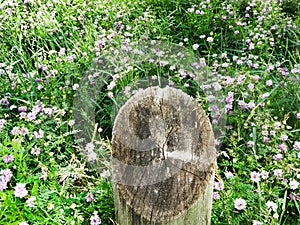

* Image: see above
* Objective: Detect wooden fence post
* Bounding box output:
[112,86,216,225]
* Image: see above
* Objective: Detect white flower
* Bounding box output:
[252,220,263,225]
[18,222,29,225]
[214,180,224,191]
[192,44,199,50]
[289,180,299,190]
[250,171,260,183]
[90,211,101,225]
[26,196,36,207]
[273,122,281,129]
[47,203,54,210]
[273,169,283,177]
[87,151,97,162]
[207,37,214,42]
[266,200,278,212]
[234,198,246,210]
[293,141,300,150]
[261,170,269,179]
[68,120,75,126]
[85,143,95,152]
[14,183,28,198]
[225,171,234,179]
[70,203,77,209]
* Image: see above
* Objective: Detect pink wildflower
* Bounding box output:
[250,171,260,183]
[234,198,246,210]
[14,183,28,198]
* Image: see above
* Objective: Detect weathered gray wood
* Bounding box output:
[112,86,216,225]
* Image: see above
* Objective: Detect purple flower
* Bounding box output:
[280,68,289,76]
[288,193,300,201]
[247,101,255,109]
[66,54,76,61]
[238,100,247,109]
[273,153,283,160]
[34,129,44,139]
[19,127,29,136]
[226,92,234,104]
[90,211,101,225]
[107,92,113,98]
[20,112,27,119]
[213,192,220,200]
[14,183,28,198]
[248,83,254,90]
[263,137,269,143]
[0,98,9,106]
[261,170,269,179]
[247,141,254,148]
[0,181,8,191]
[27,112,36,121]
[178,69,186,76]
[214,180,224,191]
[0,169,12,183]
[281,134,288,141]
[225,171,234,179]
[85,192,94,203]
[222,62,229,68]
[191,62,200,68]
[11,126,20,135]
[293,141,300,150]
[279,143,287,152]
[192,44,199,50]
[159,60,169,67]
[234,198,246,210]
[274,169,283,177]
[237,59,243,65]
[266,80,272,86]
[3,154,14,163]
[249,42,255,50]
[250,171,260,183]
[43,108,53,116]
[0,119,6,127]
[18,106,27,112]
[170,64,176,70]
[268,64,275,72]
[273,122,281,129]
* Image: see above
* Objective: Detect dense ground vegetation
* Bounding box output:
[0,0,299,224]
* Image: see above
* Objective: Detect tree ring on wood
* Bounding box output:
[112,86,215,222]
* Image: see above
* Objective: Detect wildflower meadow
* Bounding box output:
[0,0,299,224]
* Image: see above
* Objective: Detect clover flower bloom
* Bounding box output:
[234,198,246,210]
[14,183,28,198]
[90,211,101,225]
[85,192,94,203]
[250,171,260,183]
[289,180,299,190]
